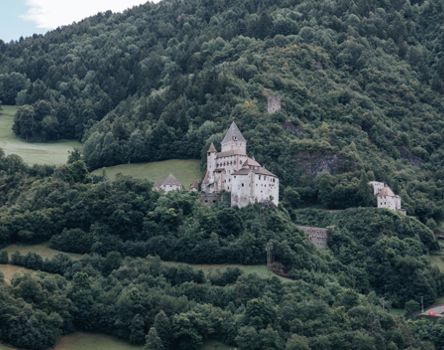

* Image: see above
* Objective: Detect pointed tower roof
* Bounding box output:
[221,122,246,144]
[161,174,182,187]
[208,143,217,153]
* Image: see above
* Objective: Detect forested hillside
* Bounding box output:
[1,150,444,349]
[0,0,443,224]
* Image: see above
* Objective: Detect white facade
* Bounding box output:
[155,174,183,193]
[160,184,182,193]
[369,181,402,212]
[231,170,279,208]
[202,122,279,208]
[369,181,385,196]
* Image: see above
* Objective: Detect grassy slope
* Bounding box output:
[0,105,81,165]
[0,336,231,350]
[0,264,36,283]
[2,243,290,282]
[53,333,143,350]
[92,159,202,187]
[164,261,291,283]
[2,243,83,260]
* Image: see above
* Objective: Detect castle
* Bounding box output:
[201,122,279,208]
[369,181,405,214]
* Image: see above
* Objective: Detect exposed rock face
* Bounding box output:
[267,94,282,114]
[296,152,356,176]
[297,226,329,249]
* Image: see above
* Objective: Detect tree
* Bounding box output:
[153,310,171,348]
[404,299,420,318]
[285,334,310,350]
[145,327,164,350]
[357,171,373,207]
[129,314,146,344]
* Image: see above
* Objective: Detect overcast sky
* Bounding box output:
[0,0,158,42]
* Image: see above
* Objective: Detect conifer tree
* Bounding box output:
[145,327,164,350]
[153,310,171,348]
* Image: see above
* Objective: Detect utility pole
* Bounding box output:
[421,296,424,313]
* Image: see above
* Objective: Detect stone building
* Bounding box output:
[267,94,282,114]
[201,122,279,208]
[369,181,403,213]
[155,174,183,193]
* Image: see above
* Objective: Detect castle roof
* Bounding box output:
[377,186,395,197]
[159,174,182,187]
[233,166,277,177]
[208,143,217,153]
[243,157,261,168]
[221,122,246,144]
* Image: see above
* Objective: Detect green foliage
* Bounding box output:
[0,0,443,224]
[145,327,164,350]
[1,1,444,349]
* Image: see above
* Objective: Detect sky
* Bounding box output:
[0,0,157,42]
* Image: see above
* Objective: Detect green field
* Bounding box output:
[0,335,232,350]
[0,264,36,283]
[53,333,143,350]
[430,255,444,272]
[2,243,290,283]
[165,261,292,283]
[2,243,83,260]
[0,105,81,165]
[92,159,202,187]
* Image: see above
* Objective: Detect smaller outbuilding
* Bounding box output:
[369,181,405,214]
[155,174,183,193]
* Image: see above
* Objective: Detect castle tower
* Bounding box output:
[207,143,217,183]
[221,122,247,155]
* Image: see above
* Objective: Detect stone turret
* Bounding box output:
[207,143,217,184]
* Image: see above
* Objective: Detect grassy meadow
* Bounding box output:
[0,335,232,350]
[2,243,83,260]
[92,159,202,187]
[53,333,143,350]
[0,264,37,283]
[0,105,81,165]
[164,261,292,283]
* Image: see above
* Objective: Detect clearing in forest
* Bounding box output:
[92,159,202,188]
[2,243,83,260]
[0,264,36,283]
[0,105,81,165]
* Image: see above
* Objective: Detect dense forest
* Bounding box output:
[1,0,444,348]
[0,0,443,224]
[1,150,444,349]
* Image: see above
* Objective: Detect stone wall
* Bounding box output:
[297,226,329,249]
[200,192,221,205]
